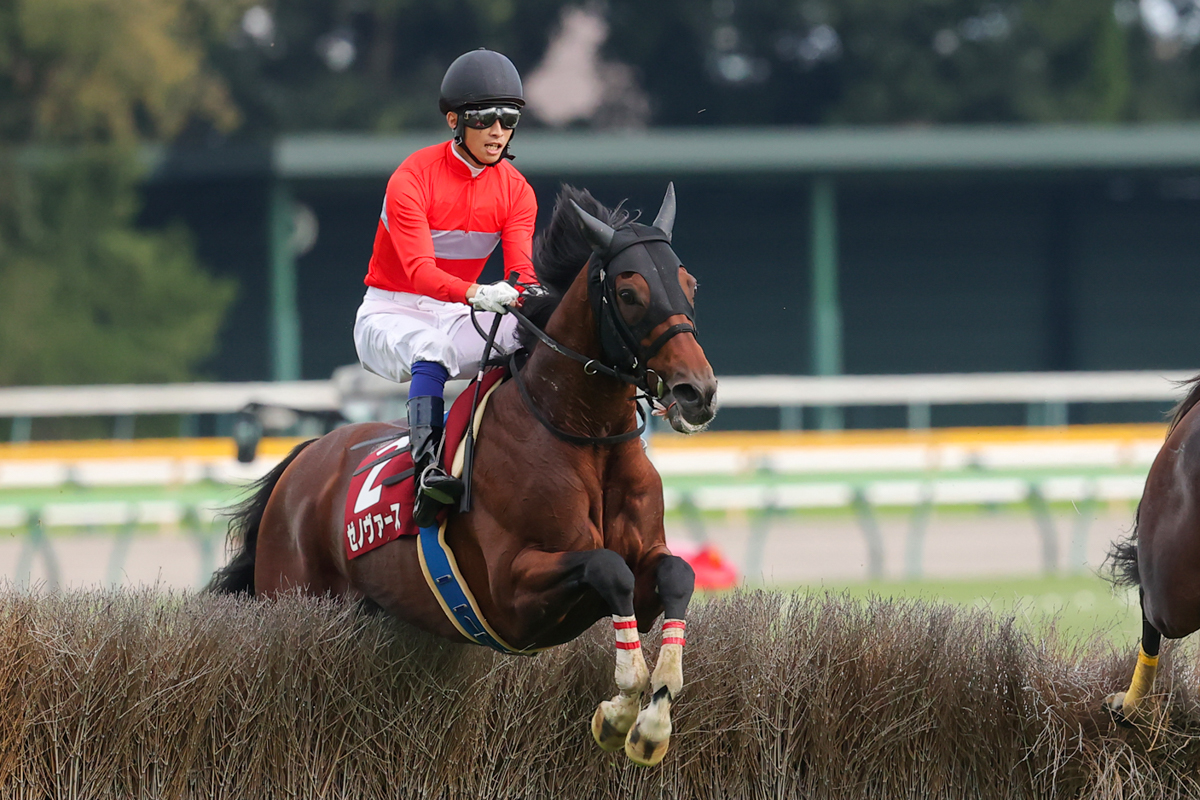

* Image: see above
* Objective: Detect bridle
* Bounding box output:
[472,185,698,447]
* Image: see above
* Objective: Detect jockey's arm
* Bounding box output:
[386,170,475,305]
[500,179,539,288]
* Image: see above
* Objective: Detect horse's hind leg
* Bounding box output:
[1105,599,1163,727]
[625,554,694,768]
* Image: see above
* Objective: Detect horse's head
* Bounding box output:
[571,185,717,433]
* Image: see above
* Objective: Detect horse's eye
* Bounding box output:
[619,289,638,304]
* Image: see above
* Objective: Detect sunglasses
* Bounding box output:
[460,106,521,130]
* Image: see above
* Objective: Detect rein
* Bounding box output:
[508,351,647,447]
[466,201,697,449]
[508,306,640,385]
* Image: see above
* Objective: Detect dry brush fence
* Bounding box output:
[2,588,1200,799]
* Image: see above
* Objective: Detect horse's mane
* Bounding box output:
[513,185,631,353]
[1167,373,1200,435]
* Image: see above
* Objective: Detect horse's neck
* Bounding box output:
[522,269,635,438]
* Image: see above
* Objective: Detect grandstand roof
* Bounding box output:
[146,124,1200,182]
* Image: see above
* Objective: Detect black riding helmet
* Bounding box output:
[440,48,524,166]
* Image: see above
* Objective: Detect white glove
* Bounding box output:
[470,280,521,314]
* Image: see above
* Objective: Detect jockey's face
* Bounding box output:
[447,112,513,165]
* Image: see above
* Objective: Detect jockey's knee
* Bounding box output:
[355,317,458,383]
[406,334,457,375]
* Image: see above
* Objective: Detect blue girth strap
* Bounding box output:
[415,372,542,656]
[417,523,536,655]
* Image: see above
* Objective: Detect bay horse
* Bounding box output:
[1105,375,1200,724]
[210,184,718,766]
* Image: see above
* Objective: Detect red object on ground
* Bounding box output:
[666,538,740,591]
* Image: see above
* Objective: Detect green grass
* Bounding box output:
[0,484,1146,652]
[798,572,1142,645]
[663,465,1150,490]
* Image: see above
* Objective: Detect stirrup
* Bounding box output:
[418,464,463,505]
[413,465,463,527]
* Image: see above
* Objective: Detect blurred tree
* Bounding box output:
[208,0,571,135]
[599,0,1200,126]
[0,0,242,385]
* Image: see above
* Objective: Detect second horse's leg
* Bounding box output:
[1104,600,1162,727]
[625,554,694,767]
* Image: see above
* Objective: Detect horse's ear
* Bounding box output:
[570,200,615,253]
[652,182,676,241]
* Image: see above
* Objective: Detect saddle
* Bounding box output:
[343,367,507,559]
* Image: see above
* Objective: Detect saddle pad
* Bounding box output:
[344,368,507,559]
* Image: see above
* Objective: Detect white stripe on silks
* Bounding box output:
[430,230,502,260]
[379,200,389,231]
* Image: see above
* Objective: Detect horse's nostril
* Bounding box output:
[673,384,701,408]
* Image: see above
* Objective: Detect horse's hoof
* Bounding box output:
[624,719,669,767]
[1103,692,1135,729]
[591,700,636,752]
[624,689,672,767]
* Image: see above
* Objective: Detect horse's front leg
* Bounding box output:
[576,550,652,752]
[625,553,694,767]
[510,548,649,751]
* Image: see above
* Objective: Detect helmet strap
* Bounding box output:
[454,114,515,168]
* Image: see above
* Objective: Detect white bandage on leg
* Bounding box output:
[651,619,686,698]
[612,615,647,692]
[661,619,686,648]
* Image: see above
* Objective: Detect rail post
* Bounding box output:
[1026,484,1060,574]
[851,488,886,580]
[903,490,934,579]
[743,490,778,584]
[105,505,137,587]
[16,508,60,589]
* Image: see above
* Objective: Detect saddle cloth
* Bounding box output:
[343,368,507,560]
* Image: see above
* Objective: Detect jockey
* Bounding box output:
[353,48,538,527]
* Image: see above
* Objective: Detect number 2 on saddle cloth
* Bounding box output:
[343,367,508,557]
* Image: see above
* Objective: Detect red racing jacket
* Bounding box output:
[364,141,538,305]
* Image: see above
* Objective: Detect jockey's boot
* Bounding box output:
[408,395,463,528]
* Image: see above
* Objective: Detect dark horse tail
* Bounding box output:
[1105,502,1141,589]
[207,439,317,594]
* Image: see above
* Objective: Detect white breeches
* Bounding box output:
[353,287,520,383]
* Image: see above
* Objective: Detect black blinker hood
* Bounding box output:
[587,222,696,381]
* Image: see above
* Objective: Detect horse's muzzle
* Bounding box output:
[665,378,717,433]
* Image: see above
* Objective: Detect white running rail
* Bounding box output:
[0,369,1194,418]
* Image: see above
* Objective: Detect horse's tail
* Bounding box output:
[207,439,317,594]
[1105,500,1142,589]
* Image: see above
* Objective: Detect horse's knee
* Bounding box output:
[656,555,695,620]
[582,549,636,616]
